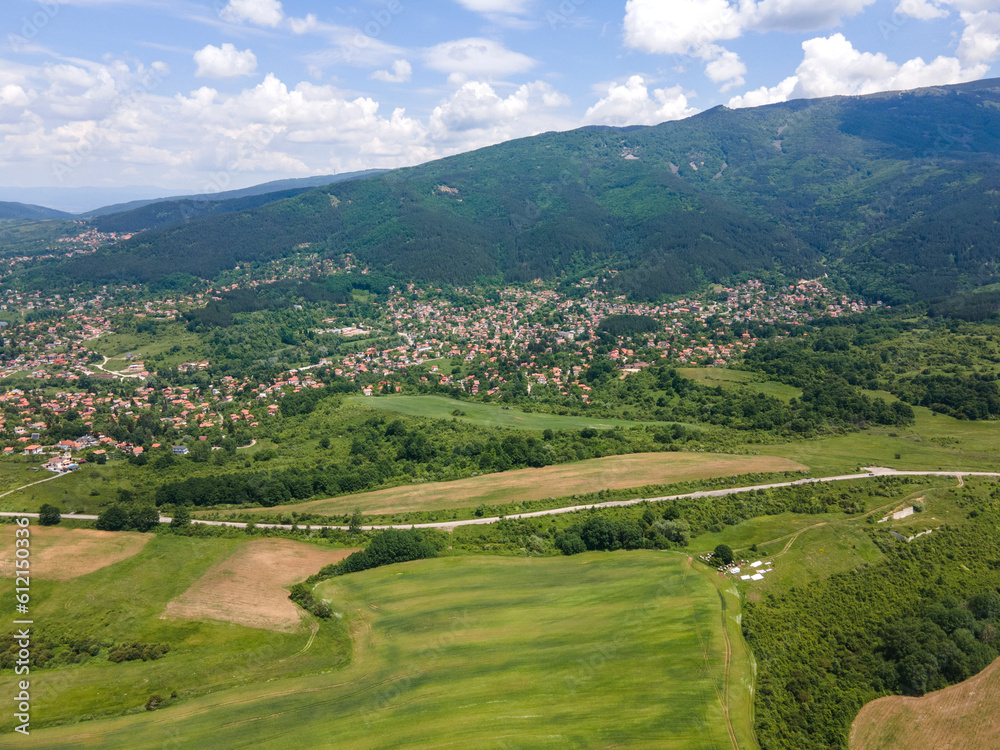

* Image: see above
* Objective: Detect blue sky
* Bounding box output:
[1,0,998,193]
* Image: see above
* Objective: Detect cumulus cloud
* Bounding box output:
[430,79,569,135]
[372,59,412,83]
[584,75,697,126]
[728,33,988,107]
[895,0,949,20]
[425,38,536,78]
[194,44,258,79]
[220,0,284,27]
[703,47,747,90]
[0,51,578,189]
[623,0,879,88]
[958,10,1000,63]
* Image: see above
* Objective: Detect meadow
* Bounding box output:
[11,552,751,749]
[346,393,694,431]
[0,529,352,733]
[677,367,801,402]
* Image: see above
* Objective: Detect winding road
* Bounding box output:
[2,467,997,531]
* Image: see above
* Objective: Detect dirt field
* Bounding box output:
[850,657,1000,750]
[162,539,357,632]
[233,452,807,517]
[0,525,151,581]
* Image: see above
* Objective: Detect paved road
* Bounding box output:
[2,467,996,532]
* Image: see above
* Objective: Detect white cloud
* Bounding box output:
[430,80,568,133]
[895,0,949,20]
[220,0,284,28]
[958,10,1000,63]
[728,34,988,107]
[584,75,697,126]
[703,47,747,90]
[194,44,258,79]
[289,13,318,34]
[424,38,536,78]
[623,0,744,56]
[623,0,878,54]
[623,0,880,88]
[372,60,412,83]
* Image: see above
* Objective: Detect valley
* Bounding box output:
[2,77,1000,749]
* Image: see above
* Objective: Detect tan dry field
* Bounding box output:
[0,525,150,581]
[162,539,357,632]
[231,451,807,517]
[850,657,1000,750]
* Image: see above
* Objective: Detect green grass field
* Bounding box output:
[765,405,1000,475]
[678,367,801,402]
[90,323,207,367]
[0,533,351,734]
[0,460,123,515]
[13,552,752,749]
[346,394,694,431]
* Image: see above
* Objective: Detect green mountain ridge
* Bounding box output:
[43,78,1000,303]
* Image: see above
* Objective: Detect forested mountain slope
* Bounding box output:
[49,78,1000,302]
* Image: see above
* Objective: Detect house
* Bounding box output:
[172,445,189,455]
[24,445,43,455]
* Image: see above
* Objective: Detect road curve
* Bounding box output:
[1,467,996,532]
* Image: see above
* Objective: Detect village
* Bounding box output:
[0,238,876,463]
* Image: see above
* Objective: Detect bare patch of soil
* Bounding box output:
[850,657,1000,750]
[0,525,150,581]
[162,539,357,632]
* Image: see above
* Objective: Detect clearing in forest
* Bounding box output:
[162,539,356,632]
[850,656,1000,750]
[236,451,807,517]
[0,525,150,580]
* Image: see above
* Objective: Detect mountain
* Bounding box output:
[49,78,1000,303]
[0,186,170,215]
[0,201,74,221]
[81,170,386,220]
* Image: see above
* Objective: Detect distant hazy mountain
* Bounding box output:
[0,201,74,221]
[0,186,171,215]
[81,170,386,219]
[44,78,1000,304]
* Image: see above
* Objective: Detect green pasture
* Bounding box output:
[346,394,693,431]
[0,534,350,734]
[90,323,206,366]
[16,552,752,750]
[763,405,1000,476]
[0,536,350,736]
[678,367,801,402]
[0,461,121,515]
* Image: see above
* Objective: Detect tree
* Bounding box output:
[38,504,61,526]
[96,505,129,531]
[349,508,364,534]
[129,505,161,532]
[712,544,735,566]
[169,505,191,528]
